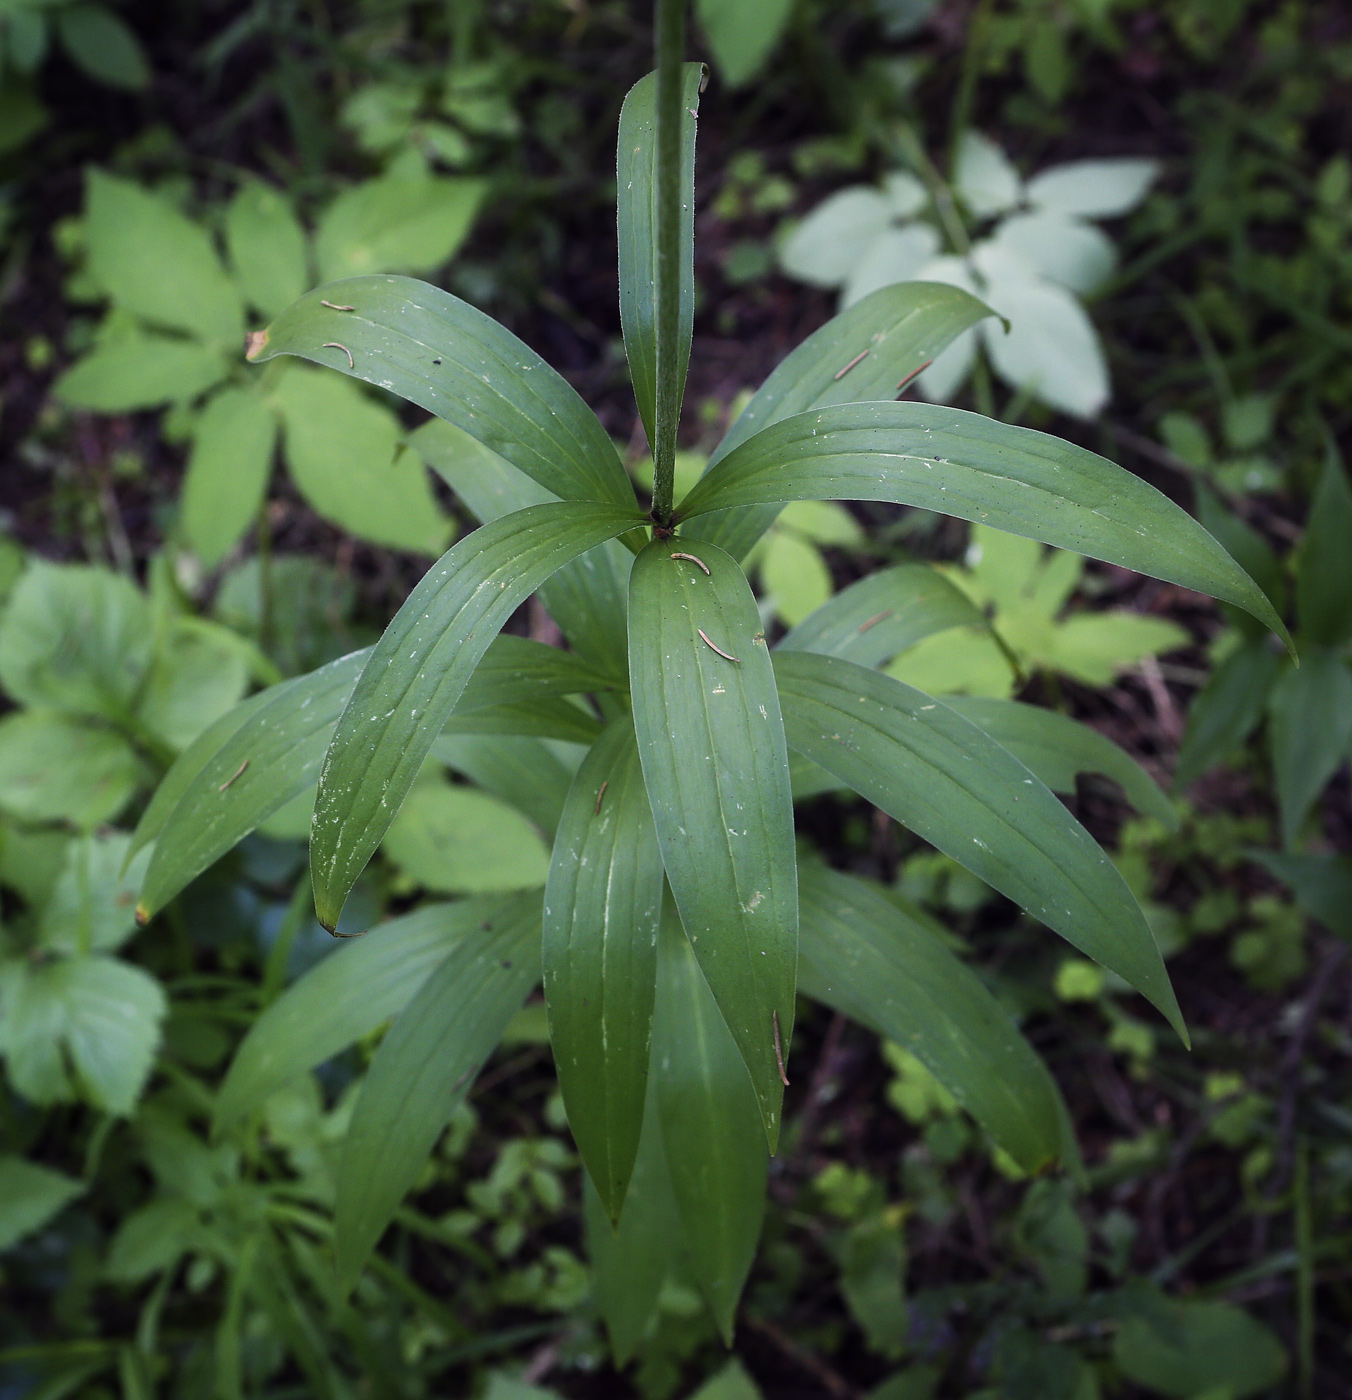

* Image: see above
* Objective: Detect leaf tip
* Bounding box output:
[244,329,269,361]
[134,903,151,927]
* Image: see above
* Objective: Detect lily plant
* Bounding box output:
[131,0,1289,1354]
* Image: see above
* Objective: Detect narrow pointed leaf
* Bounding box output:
[942,695,1178,830]
[617,64,702,445]
[778,563,984,668]
[442,696,602,745]
[773,650,1185,1041]
[677,402,1291,647]
[135,649,371,921]
[335,889,542,1292]
[628,538,797,1146]
[687,282,994,558]
[1251,851,1352,943]
[545,718,664,1222]
[410,417,632,676]
[453,635,618,712]
[432,734,576,839]
[1296,452,1352,646]
[1269,650,1352,848]
[1174,640,1281,791]
[216,898,512,1130]
[652,906,766,1342]
[311,502,643,931]
[797,863,1066,1172]
[248,276,636,509]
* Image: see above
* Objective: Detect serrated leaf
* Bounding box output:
[54,327,230,411]
[778,563,984,667]
[382,780,550,894]
[0,712,140,828]
[544,717,663,1221]
[181,386,277,568]
[311,503,642,931]
[56,6,149,90]
[216,898,511,1129]
[652,906,766,1342]
[942,696,1177,830]
[696,0,793,86]
[134,649,371,921]
[83,171,242,346]
[687,282,993,560]
[773,650,1185,1040]
[1296,452,1352,646]
[334,890,542,1291]
[411,418,632,675]
[628,538,797,1146]
[0,1155,84,1251]
[271,365,452,555]
[799,863,1068,1171]
[1268,649,1352,848]
[251,277,636,510]
[676,401,1291,648]
[314,174,484,282]
[225,181,309,321]
[1174,639,1281,790]
[617,64,702,445]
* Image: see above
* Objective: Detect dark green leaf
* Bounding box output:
[773,651,1185,1041]
[216,898,510,1129]
[443,696,602,745]
[410,418,633,677]
[311,502,642,930]
[250,277,636,510]
[135,649,370,922]
[796,863,1066,1173]
[777,563,984,669]
[686,283,994,559]
[55,6,149,90]
[677,403,1291,646]
[544,718,664,1221]
[334,890,542,1292]
[1173,639,1281,791]
[628,538,798,1146]
[617,64,702,446]
[941,696,1177,830]
[454,634,618,713]
[1114,1299,1287,1399]
[0,1155,85,1251]
[431,734,576,839]
[1296,452,1352,646]
[652,906,766,1342]
[1195,484,1286,638]
[1268,649,1352,848]
[1249,851,1352,943]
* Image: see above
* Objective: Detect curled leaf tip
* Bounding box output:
[134,904,150,927]
[244,329,269,360]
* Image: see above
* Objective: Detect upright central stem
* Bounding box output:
[650,0,686,526]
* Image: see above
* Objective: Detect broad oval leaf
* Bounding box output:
[677,402,1291,647]
[544,717,664,1222]
[628,538,797,1147]
[135,648,371,922]
[617,63,702,447]
[248,276,636,510]
[777,562,984,668]
[215,898,513,1130]
[772,650,1185,1041]
[652,905,766,1343]
[796,862,1066,1173]
[334,889,542,1292]
[311,502,643,931]
[687,282,994,560]
[941,695,1177,830]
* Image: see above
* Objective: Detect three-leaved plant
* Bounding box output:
[131,0,1290,1352]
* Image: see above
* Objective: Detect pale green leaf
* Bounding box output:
[335,890,542,1291]
[1024,158,1159,218]
[136,620,250,751]
[0,713,140,828]
[39,832,148,955]
[990,212,1116,294]
[1047,612,1188,687]
[779,188,893,289]
[181,386,277,567]
[544,717,663,1221]
[628,538,797,1146]
[53,328,229,411]
[955,131,1021,218]
[760,531,831,627]
[843,224,942,307]
[696,0,792,86]
[311,502,642,930]
[225,182,309,321]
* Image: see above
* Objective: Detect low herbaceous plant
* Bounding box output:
[131,0,1291,1351]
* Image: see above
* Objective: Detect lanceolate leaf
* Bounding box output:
[215,899,512,1130]
[1268,649,1352,849]
[796,863,1065,1172]
[685,282,994,559]
[652,906,766,1343]
[432,734,576,839]
[777,563,985,669]
[442,696,602,746]
[248,276,636,510]
[677,402,1290,646]
[410,418,632,676]
[1173,640,1281,791]
[135,649,372,922]
[311,503,643,931]
[617,64,703,446]
[1296,452,1352,647]
[942,695,1178,830]
[334,889,542,1292]
[454,634,618,713]
[544,718,664,1222]
[628,538,797,1147]
[773,651,1185,1041]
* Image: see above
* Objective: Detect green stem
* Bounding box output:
[650,0,687,526]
